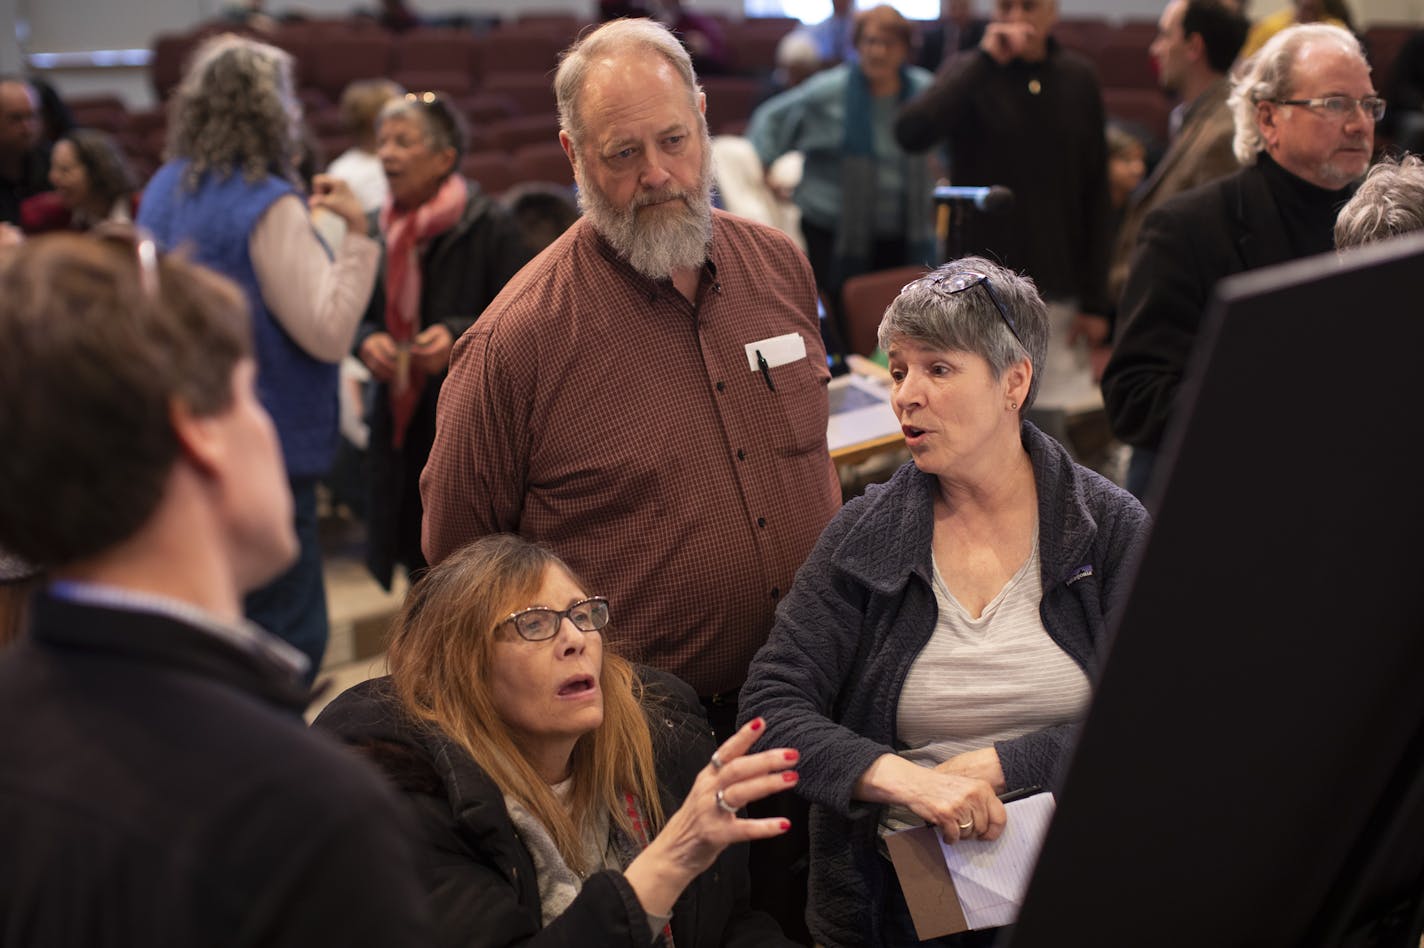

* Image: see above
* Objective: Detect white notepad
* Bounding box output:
[938,792,1057,929]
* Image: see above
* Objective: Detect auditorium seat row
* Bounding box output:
[60,15,1423,205]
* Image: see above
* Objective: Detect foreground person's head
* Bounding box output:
[0,229,296,596]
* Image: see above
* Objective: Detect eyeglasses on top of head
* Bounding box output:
[1272,95,1387,122]
[906,270,1025,347]
[92,221,162,302]
[404,90,458,139]
[499,596,611,642]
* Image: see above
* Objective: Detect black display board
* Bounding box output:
[1005,232,1424,947]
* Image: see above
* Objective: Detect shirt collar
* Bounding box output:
[47,579,311,680]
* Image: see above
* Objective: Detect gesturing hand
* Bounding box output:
[623,717,797,918]
[309,174,367,234]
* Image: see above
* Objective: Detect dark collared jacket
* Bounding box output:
[738,422,1149,947]
[313,667,796,948]
[1103,158,1337,450]
[0,592,431,947]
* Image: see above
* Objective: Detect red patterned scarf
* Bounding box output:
[378,173,466,448]
[622,792,676,948]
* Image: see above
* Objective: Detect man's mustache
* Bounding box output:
[630,188,690,212]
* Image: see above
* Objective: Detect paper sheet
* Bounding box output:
[939,792,1057,929]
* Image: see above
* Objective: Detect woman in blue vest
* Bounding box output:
[139,32,378,680]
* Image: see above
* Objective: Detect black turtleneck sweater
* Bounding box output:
[1255,150,1356,258]
[1102,153,1357,451]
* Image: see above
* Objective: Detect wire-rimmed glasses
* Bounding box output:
[1273,95,1387,122]
[908,270,1025,347]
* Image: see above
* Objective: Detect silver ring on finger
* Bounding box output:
[715,788,738,815]
[709,751,725,772]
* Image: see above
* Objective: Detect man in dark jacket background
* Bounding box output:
[1102,23,1377,496]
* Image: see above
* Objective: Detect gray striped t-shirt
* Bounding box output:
[883,535,1089,831]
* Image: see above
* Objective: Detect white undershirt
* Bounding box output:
[883,536,1090,830]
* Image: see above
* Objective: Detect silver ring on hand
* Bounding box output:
[709,751,725,772]
[957,817,974,832]
[715,788,738,815]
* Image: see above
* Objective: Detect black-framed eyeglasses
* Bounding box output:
[1273,95,1386,122]
[909,270,1025,347]
[499,596,610,642]
[404,90,459,143]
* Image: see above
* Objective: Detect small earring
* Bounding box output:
[1009,402,1018,411]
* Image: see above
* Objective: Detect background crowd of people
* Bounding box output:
[2,3,1424,947]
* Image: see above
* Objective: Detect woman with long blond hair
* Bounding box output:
[314,534,802,948]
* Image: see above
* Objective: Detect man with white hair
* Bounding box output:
[1101,22,1378,496]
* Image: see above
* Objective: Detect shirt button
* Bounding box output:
[736,448,746,461]
[715,381,725,393]
[757,517,766,528]
[770,587,780,599]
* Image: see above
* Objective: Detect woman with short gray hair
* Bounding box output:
[352,89,530,592]
[741,256,1149,947]
[1335,153,1424,249]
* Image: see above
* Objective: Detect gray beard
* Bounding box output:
[577,149,715,281]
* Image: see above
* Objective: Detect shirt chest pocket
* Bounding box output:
[753,355,828,458]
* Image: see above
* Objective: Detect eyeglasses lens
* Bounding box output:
[512,598,610,640]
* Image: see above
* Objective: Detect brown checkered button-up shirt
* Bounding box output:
[421,210,842,696]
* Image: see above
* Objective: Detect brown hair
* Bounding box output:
[386,534,664,875]
[58,128,137,220]
[0,231,251,567]
[852,4,917,51]
[339,78,404,149]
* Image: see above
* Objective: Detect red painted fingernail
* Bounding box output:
[783,749,799,762]
[783,771,799,783]
[779,820,791,832]
[750,718,763,732]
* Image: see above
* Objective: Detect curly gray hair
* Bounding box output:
[165,32,302,189]
[1335,153,1424,249]
[1227,23,1366,165]
[878,256,1050,412]
[554,18,704,152]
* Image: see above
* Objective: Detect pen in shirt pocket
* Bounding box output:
[756,349,776,392]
